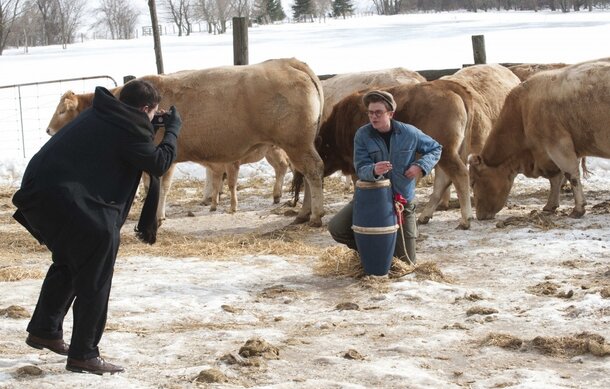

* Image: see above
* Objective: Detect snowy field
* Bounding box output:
[1,10,610,389]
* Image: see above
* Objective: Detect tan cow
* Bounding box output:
[507,62,569,81]
[321,68,426,123]
[202,145,291,212]
[47,58,325,226]
[468,58,610,220]
[48,91,292,214]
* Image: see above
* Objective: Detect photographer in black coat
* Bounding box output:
[12,79,182,375]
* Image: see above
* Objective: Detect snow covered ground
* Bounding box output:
[1,10,610,389]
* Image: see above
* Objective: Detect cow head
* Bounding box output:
[46,91,89,135]
[468,154,514,220]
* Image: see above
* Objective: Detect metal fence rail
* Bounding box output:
[0,76,118,160]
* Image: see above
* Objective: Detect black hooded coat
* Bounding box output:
[12,86,178,254]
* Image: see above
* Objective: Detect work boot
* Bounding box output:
[66,356,124,375]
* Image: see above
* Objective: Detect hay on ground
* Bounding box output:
[481,332,610,357]
[480,333,523,350]
[0,266,45,282]
[496,210,560,230]
[0,305,30,319]
[118,228,322,259]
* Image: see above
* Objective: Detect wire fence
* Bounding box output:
[0,76,118,160]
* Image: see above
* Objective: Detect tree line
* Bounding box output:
[1,0,608,55]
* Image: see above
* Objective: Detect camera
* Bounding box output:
[152,113,170,128]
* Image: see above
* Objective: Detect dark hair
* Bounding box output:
[119,79,161,109]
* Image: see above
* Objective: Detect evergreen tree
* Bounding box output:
[269,0,286,21]
[332,0,354,18]
[292,0,313,21]
[253,0,285,24]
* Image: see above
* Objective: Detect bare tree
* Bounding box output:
[0,0,23,54]
[164,0,193,36]
[194,0,233,34]
[35,0,55,45]
[56,0,85,49]
[94,0,141,39]
[233,0,249,17]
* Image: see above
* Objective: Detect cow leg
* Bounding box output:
[226,161,240,213]
[208,165,225,212]
[287,146,324,227]
[419,156,472,230]
[546,142,585,217]
[343,174,353,191]
[265,147,290,204]
[543,173,563,213]
[436,186,451,211]
[158,163,177,223]
[202,165,214,206]
[138,173,150,203]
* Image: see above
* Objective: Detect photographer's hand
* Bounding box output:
[164,106,182,138]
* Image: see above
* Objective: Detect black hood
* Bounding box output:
[92,87,154,139]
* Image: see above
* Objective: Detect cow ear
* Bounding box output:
[468,154,482,167]
[63,93,79,111]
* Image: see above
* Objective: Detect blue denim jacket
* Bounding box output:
[354,120,442,202]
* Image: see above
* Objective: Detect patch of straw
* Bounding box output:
[496,210,561,230]
[480,333,524,350]
[0,266,45,282]
[531,332,609,357]
[481,332,610,358]
[118,228,323,259]
[0,231,48,260]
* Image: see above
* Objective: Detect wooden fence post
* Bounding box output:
[233,17,249,66]
[471,35,486,64]
[123,75,136,84]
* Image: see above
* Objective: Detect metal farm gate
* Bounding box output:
[0,76,118,161]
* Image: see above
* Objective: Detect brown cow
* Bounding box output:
[507,62,569,81]
[468,58,610,220]
[307,64,520,229]
[47,58,325,225]
[48,91,292,214]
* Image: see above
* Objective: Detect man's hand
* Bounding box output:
[164,105,182,137]
[374,161,392,176]
[404,164,423,179]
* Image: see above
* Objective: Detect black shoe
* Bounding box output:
[26,334,69,356]
[66,356,124,375]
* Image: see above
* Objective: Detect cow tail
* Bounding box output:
[581,157,591,179]
[289,171,305,206]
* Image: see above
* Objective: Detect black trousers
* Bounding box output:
[24,203,120,360]
[328,200,418,264]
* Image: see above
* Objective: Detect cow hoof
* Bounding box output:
[201,198,212,206]
[308,219,323,228]
[273,196,281,204]
[418,216,431,225]
[291,215,309,225]
[569,209,585,218]
[455,221,470,230]
[542,205,558,213]
[209,206,217,212]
